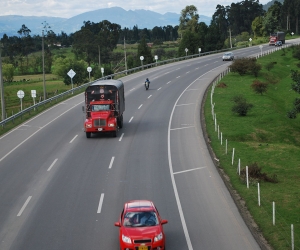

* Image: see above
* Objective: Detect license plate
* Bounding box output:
[138,246,148,250]
[98,128,103,131]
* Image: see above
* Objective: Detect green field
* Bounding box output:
[204,46,300,249]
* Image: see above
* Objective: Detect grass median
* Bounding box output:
[204,46,300,249]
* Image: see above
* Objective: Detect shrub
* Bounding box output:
[265,61,276,71]
[251,80,268,95]
[229,57,261,77]
[292,45,300,60]
[231,94,254,116]
[240,162,278,184]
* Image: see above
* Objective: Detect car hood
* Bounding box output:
[121,226,162,238]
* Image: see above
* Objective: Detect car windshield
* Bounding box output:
[91,104,110,111]
[123,211,159,227]
[224,53,231,56]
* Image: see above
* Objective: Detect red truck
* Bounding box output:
[83,79,125,138]
[269,32,285,45]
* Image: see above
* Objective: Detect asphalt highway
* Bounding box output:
[1,40,299,250]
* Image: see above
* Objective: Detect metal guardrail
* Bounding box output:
[0,46,246,128]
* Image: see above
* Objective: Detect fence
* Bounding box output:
[206,42,300,250]
[0,46,244,128]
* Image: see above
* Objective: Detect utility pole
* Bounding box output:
[124,37,127,75]
[98,45,101,68]
[229,28,232,48]
[42,30,46,100]
[0,43,5,121]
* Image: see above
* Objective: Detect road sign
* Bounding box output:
[17,90,24,99]
[140,56,144,61]
[67,69,76,78]
[17,90,25,111]
[87,67,92,72]
[31,90,36,98]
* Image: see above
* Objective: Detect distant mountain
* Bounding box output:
[0,7,211,37]
[263,0,284,11]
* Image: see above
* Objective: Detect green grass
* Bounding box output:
[2,74,71,115]
[204,47,300,249]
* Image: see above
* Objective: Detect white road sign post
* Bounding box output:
[17,90,25,111]
[31,90,36,110]
[259,45,263,57]
[67,69,76,94]
[154,55,158,66]
[249,38,252,46]
[198,48,201,57]
[87,67,92,82]
[140,56,144,69]
[185,48,188,57]
[101,67,104,78]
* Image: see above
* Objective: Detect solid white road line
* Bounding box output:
[17,196,32,216]
[109,157,115,169]
[0,103,83,162]
[97,193,104,213]
[167,66,225,250]
[47,158,58,171]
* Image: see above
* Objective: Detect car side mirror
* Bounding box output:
[114,222,121,227]
[161,219,168,225]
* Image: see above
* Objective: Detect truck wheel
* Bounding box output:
[86,132,91,138]
[113,131,117,137]
[118,115,123,129]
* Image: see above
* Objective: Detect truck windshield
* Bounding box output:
[92,104,110,111]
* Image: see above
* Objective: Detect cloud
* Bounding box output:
[0,0,271,18]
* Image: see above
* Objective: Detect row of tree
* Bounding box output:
[0,0,299,77]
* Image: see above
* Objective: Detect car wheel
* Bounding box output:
[86,132,91,138]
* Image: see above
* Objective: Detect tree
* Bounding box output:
[178,30,200,57]
[178,5,199,38]
[53,57,87,85]
[262,1,283,34]
[136,36,153,65]
[2,64,15,82]
[252,16,265,37]
[231,95,254,116]
[287,70,300,118]
[251,80,268,95]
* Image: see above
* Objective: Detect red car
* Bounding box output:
[114,200,168,250]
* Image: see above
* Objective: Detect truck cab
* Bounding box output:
[83,80,125,138]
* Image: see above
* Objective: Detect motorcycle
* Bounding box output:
[145,80,150,90]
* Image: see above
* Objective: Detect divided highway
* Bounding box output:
[1,41,299,249]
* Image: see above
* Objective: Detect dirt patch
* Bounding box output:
[217,82,227,88]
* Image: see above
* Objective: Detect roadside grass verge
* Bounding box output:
[204,47,300,249]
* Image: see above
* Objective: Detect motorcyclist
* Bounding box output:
[145,78,150,86]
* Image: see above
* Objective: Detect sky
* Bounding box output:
[0,0,271,18]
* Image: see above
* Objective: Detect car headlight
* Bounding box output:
[85,123,92,128]
[108,123,115,127]
[122,234,132,244]
[154,232,163,242]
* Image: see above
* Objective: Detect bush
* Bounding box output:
[240,162,278,184]
[251,80,268,95]
[265,61,276,71]
[231,95,254,116]
[229,57,261,77]
[292,45,300,60]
